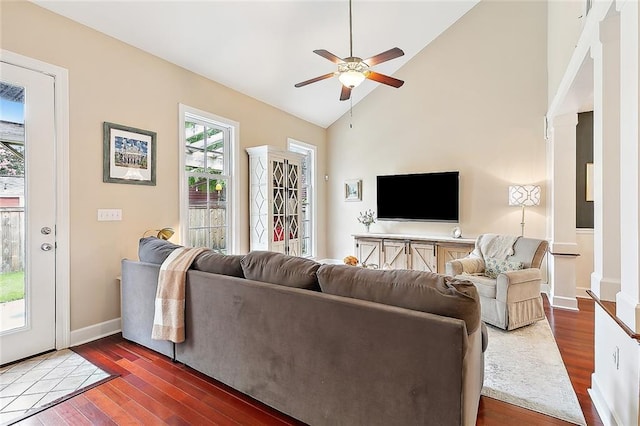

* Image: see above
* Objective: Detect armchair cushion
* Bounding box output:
[484,257,524,279]
[465,275,498,299]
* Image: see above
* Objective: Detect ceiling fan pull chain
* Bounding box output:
[349,96,353,129]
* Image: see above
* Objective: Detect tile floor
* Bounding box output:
[0,349,111,425]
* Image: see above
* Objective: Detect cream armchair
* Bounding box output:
[446,234,548,331]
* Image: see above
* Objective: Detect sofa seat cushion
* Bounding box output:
[317,265,480,333]
[241,251,321,290]
[457,274,497,299]
[192,251,245,278]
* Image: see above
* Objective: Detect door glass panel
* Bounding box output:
[0,82,26,333]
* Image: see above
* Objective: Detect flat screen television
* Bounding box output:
[376,171,459,222]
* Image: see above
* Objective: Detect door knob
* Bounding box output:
[41,227,52,235]
[41,243,53,251]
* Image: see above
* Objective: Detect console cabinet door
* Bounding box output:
[410,243,438,273]
[354,238,382,267]
[437,244,474,273]
[382,240,409,269]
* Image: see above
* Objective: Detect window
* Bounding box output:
[180,105,238,253]
[288,139,315,258]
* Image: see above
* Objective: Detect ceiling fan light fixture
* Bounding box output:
[294,0,404,100]
[338,70,366,88]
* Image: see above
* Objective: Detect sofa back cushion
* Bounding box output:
[192,251,245,278]
[241,251,321,290]
[139,237,245,278]
[317,264,480,333]
[138,237,183,264]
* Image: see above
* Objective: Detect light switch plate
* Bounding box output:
[97,209,122,221]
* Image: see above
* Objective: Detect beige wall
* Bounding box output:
[1,0,327,331]
[547,0,587,108]
[326,0,548,260]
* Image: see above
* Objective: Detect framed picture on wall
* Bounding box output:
[103,122,156,185]
[344,179,362,201]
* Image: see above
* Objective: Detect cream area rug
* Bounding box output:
[0,349,115,425]
[482,318,587,425]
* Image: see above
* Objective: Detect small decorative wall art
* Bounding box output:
[586,162,594,201]
[103,122,156,185]
[344,179,362,201]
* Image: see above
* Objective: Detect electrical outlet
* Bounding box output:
[97,209,122,221]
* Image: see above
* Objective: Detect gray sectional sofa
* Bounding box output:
[120,237,487,426]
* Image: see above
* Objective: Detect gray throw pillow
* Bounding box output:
[317,264,480,334]
[192,251,245,278]
[241,251,321,291]
[138,237,182,264]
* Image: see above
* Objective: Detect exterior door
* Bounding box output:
[0,62,56,365]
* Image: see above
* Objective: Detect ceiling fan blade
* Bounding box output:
[340,85,352,101]
[366,71,404,88]
[363,47,405,67]
[314,49,345,64]
[294,73,335,88]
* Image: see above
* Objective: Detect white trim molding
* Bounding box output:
[69,318,121,347]
[0,49,71,350]
[589,373,619,426]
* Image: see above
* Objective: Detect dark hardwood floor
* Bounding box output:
[17,295,603,426]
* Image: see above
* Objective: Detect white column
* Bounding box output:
[548,113,579,310]
[591,14,622,301]
[617,0,640,332]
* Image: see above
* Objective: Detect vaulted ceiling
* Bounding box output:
[32,1,479,128]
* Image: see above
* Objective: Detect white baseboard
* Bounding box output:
[589,373,619,426]
[541,283,551,296]
[69,317,121,347]
[551,294,579,311]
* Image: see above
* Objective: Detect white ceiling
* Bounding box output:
[32,0,479,128]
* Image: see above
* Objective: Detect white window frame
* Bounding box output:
[179,104,239,253]
[288,138,316,258]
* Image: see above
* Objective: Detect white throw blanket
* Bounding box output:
[151,246,208,343]
[473,234,519,260]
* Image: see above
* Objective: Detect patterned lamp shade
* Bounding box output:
[508,185,541,207]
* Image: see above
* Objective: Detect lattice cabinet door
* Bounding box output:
[271,157,287,254]
[247,145,303,256]
[284,160,300,256]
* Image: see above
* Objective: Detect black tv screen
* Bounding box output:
[376,171,459,222]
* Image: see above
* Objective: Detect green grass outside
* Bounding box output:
[0,271,25,303]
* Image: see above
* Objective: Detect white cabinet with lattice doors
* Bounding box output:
[247,145,303,256]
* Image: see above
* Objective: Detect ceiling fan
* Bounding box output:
[294,0,405,101]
